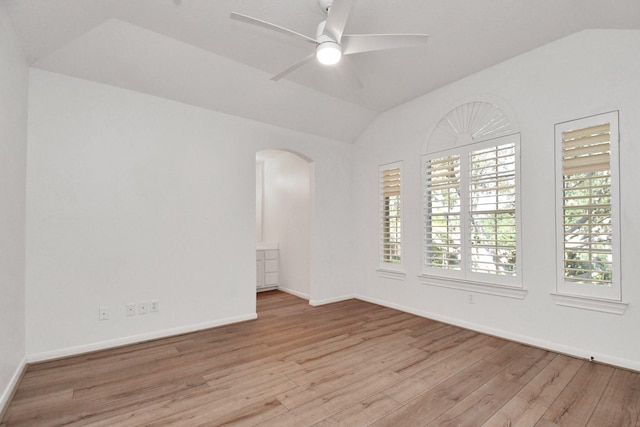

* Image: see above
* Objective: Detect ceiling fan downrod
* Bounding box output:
[318,0,333,13]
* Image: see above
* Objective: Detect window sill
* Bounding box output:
[550,293,628,315]
[377,269,406,281]
[418,274,527,299]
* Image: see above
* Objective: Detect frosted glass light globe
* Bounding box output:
[316,42,342,65]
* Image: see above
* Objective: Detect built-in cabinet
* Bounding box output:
[256,244,278,291]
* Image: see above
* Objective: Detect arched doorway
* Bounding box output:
[256,149,313,301]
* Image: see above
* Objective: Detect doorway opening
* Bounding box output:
[256,149,314,301]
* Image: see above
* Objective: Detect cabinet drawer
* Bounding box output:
[265,259,278,273]
[265,272,278,286]
[256,261,265,287]
[264,250,278,260]
[256,250,264,261]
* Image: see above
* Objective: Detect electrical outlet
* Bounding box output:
[99,306,109,321]
[126,303,136,316]
[150,299,159,312]
[138,302,148,315]
[467,294,475,304]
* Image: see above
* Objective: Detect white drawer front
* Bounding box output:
[265,259,278,273]
[265,272,278,286]
[256,261,265,287]
[265,249,278,260]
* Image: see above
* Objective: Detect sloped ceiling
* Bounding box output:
[5,0,640,142]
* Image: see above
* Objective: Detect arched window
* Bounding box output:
[420,100,525,298]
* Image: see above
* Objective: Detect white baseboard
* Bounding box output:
[277,287,310,300]
[356,294,640,373]
[309,294,355,307]
[0,356,27,419]
[26,313,257,363]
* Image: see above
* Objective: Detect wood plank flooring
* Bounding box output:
[2,290,639,426]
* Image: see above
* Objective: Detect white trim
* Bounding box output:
[355,294,639,372]
[418,274,527,299]
[376,269,406,281]
[26,313,257,363]
[277,286,310,300]
[0,356,27,418]
[309,294,354,307]
[550,292,628,315]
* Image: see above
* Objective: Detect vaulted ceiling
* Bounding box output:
[5,0,640,141]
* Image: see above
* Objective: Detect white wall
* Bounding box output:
[256,162,264,242]
[0,2,28,411]
[262,151,311,299]
[353,30,640,371]
[26,69,356,359]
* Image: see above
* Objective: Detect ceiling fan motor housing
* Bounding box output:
[315,20,342,65]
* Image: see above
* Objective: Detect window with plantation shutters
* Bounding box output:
[422,133,522,290]
[425,154,461,270]
[469,143,517,276]
[555,111,622,303]
[378,162,404,277]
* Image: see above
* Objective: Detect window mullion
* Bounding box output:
[460,150,470,275]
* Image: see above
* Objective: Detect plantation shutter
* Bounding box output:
[425,155,461,270]
[561,123,613,285]
[381,167,401,264]
[563,124,611,174]
[382,168,401,198]
[469,143,517,276]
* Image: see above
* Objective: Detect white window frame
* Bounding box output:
[552,111,627,314]
[377,161,405,280]
[420,134,524,298]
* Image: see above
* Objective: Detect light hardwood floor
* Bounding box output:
[2,291,639,426]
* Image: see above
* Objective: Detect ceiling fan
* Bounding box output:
[230,0,429,87]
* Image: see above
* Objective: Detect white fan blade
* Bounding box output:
[230,12,317,45]
[336,56,363,89]
[271,53,316,81]
[342,33,429,55]
[324,0,352,42]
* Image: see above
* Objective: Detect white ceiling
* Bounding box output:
[5,0,640,142]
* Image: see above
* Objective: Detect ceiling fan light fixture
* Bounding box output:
[316,41,342,65]
[231,1,429,83]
